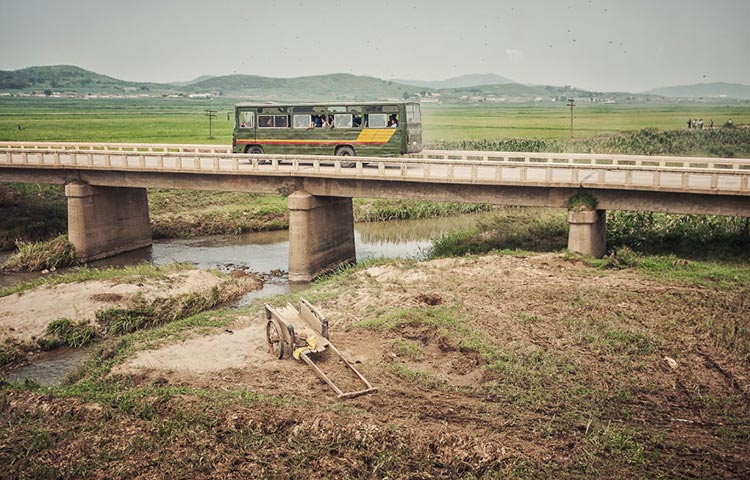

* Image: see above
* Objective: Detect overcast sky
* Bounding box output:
[1,0,748,92]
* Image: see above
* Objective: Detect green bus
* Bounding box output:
[232,101,422,158]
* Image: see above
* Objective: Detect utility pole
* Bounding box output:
[204,110,217,139]
[567,98,575,139]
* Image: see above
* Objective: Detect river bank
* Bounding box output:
[1,250,749,478]
[0,184,492,252]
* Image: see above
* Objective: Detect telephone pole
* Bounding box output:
[566,98,575,139]
[204,110,217,139]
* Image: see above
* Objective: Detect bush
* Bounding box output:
[43,318,95,348]
[2,235,76,273]
[607,212,750,259]
[602,247,641,269]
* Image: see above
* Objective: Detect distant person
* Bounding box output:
[687,118,692,129]
[709,119,714,129]
[17,124,22,130]
[697,119,704,129]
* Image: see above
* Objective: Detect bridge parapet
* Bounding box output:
[2,143,749,197]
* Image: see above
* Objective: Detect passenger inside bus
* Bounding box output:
[387,114,399,128]
[353,114,362,127]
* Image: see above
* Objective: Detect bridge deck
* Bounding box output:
[2,142,749,196]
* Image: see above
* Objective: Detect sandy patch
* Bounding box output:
[118,317,269,375]
[0,269,226,343]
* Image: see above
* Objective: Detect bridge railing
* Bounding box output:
[2,144,749,196]
[0,141,231,155]
[416,149,750,171]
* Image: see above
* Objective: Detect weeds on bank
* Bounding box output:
[42,318,95,349]
[0,183,67,250]
[354,199,491,222]
[428,208,568,258]
[1,235,76,273]
[96,278,247,336]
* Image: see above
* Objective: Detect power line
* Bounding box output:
[204,110,217,139]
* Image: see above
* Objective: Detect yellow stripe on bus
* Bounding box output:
[356,129,396,142]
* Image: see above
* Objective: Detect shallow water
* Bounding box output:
[6,346,93,386]
[78,214,484,305]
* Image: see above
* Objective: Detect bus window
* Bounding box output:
[366,113,387,128]
[259,114,289,128]
[334,114,353,129]
[293,114,311,129]
[406,104,421,123]
[239,111,254,128]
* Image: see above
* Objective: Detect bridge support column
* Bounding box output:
[567,209,607,257]
[65,183,152,262]
[288,191,355,282]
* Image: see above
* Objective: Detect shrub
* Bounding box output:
[2,235,76,273]
[43,318,95,348]
[602,247,641,269]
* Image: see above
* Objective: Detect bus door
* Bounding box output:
[237,109,256,152]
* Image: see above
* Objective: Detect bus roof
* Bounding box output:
[234,101,420,108]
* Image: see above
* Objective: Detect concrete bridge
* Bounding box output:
[2,141,749,281]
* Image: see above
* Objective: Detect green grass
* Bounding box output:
[43,318,95,348]
[392,338,425,361]
[422,103,750,142]
[3,97,749,146]
[428,208,569,258]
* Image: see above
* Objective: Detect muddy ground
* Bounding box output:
[2,253,749,479]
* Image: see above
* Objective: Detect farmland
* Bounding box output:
[1,97,750,144]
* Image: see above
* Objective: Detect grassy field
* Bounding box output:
[422,103,750,141]
[2,97,750,144]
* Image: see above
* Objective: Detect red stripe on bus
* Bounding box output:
[236,140,389,145]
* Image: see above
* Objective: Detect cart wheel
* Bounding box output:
[266,320,285,359]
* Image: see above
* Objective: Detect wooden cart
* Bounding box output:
[264,298,377,400]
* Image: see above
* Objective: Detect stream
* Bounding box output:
[2,213,487,385]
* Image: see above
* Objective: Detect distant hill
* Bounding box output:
[0,65,422,100]
[0,65,168,93]
[644,82,750,100]
[186,73,421,100]
[3,65,742,103]
[394,73,516,89]
[170,75,216,87]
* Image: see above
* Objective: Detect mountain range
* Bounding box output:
[1,65,749,102]
[643,82,750,100]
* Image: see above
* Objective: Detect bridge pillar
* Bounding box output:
[567,209,607,257]
[288,190,355,282]
[65,183,152,262]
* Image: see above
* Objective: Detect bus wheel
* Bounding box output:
[247,145,269,165]
[335,146,356,168]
